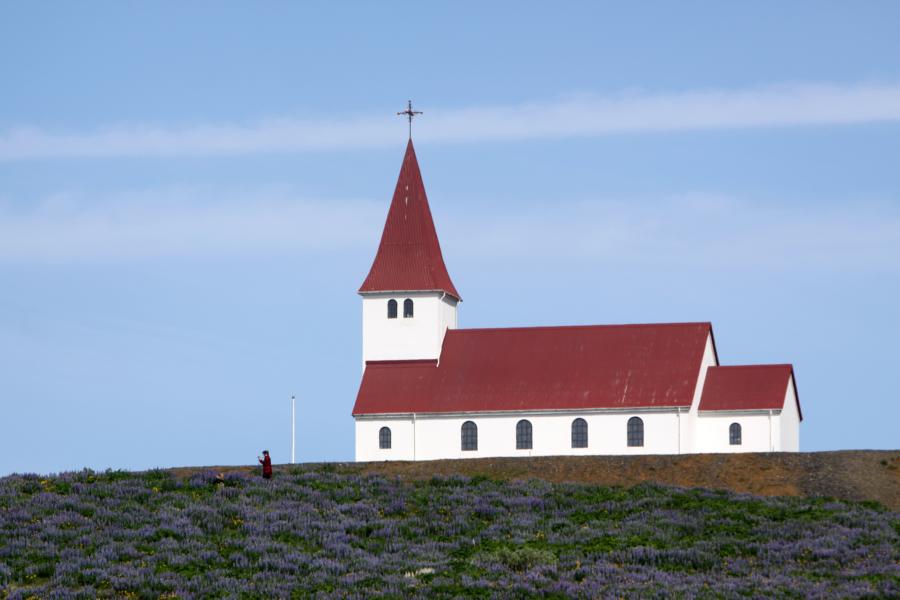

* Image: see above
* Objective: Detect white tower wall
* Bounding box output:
[361,291,458,369]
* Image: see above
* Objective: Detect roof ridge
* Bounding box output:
[451,322,712,334]
[365,359,438,367]
[710,364,793,370]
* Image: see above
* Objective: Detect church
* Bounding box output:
[352,138,801,461]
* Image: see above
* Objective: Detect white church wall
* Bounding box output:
[682,333,719,453]
[355,410,684,462]
[694,412,776,453]
[780,376,800,452]
[361,292,457,370]
[693,375,800,454]
[356,417,416,461]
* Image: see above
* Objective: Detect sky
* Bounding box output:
[1,2,899,476]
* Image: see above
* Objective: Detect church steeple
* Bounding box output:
[359,139,461,300]
[358,137,461,369]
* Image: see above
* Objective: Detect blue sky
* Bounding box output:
[1,2,899,475]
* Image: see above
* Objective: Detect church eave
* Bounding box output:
[358,288,461,301]
[353,405,692,418]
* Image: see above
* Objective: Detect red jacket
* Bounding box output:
[259,454,272,477]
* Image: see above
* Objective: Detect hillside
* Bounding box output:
[176,450,900,510]
[355,450,900,510]
[2,455,898,597]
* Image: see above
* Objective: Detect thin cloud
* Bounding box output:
[0,188,383,262]
[1,188,898,270]
[443,194,900,271]
[3,82,900,160]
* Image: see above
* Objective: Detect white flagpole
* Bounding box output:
[291,394,296,464]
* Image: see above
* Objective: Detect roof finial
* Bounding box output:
[397,100,422,139]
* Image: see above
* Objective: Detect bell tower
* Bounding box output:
[358,138,460,370]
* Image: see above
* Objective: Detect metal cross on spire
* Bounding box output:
[397,100,422,139]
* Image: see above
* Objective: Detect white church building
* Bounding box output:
[353,139,801,462]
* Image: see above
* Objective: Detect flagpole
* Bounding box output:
[291,394,296,464]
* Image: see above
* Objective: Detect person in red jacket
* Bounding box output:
[258,450,272,479]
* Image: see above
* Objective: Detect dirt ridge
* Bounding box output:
[173,450,900,510]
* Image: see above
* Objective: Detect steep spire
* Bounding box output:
[359,140,461,300]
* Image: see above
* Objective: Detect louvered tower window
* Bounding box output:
[403,298,414,318]
[387,299,398,319]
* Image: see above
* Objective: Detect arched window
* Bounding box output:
[461,421,477,451]
[571,418,588,448]
[387,299,398,319]
[516,419,533,450]
[627,417,644,447]
[729,423,742,446]
[403,298,414,318]
[379,427,392,449]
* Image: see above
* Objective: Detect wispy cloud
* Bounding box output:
[3,82,900,160]
[0,188,382,262]
[2,188,898,270]
[443,194,900,271]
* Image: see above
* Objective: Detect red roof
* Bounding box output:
[359,140,461,300]
[699,365,802,420]
[353,322,713,415]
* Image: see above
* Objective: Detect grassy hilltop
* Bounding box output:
[1,462,898,598]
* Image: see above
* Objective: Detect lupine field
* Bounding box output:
[1,466,897,598]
